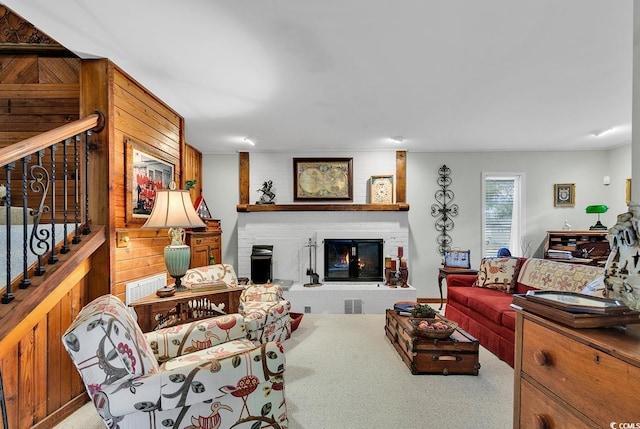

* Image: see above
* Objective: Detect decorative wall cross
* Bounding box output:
[431,165,459,255]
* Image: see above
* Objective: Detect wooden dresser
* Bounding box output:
[513,309,640,428]
[185,219,222,268]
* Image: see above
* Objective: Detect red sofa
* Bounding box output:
[443,257,603,367]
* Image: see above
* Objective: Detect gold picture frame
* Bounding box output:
[627,178,632,205]
[370,175,394,204]
[554,183,575,207]
[125,138,175,224]
[293,157,353,201]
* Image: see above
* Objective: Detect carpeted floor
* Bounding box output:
[55,313,513,429]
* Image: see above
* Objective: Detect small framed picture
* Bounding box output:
[554,183,575,207]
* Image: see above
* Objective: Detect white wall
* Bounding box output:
[203,145,631,299]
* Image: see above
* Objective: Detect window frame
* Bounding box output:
[481,172,526,258]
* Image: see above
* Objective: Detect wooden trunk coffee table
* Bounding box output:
[385,309,480,375]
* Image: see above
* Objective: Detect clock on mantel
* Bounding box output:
[370,175,394,204]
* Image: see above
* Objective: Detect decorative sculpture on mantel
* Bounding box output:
[256,180,276,204]
[430,165,459,255]
[604,202,640,311]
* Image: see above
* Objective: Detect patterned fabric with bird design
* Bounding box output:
[62,294,288,429]
[240,285,292,344]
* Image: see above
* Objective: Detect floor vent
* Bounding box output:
[125,273,166,305]
[344,299,363,314]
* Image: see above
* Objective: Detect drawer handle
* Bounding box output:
[533,413,550,429]
[533,350,551,366]
[195,239,202,244]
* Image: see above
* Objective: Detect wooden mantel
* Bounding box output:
[237,151,410,212]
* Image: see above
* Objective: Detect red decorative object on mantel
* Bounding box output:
[398,246,403,258]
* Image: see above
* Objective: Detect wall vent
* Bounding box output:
[125,273,166,305]
[344,299,363,314]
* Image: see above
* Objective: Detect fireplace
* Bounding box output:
[324,239,384,282]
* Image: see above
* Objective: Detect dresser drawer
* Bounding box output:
[520,379,594,429]
[521,319,640,426]
[192,235,219,246]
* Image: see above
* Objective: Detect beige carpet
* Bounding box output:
[55,313,513,429]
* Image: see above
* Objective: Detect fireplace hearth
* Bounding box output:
[324,239,384,282]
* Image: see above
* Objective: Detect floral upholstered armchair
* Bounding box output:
[62,294,288,429]
[240,284,291,345]
[183,263,239,288]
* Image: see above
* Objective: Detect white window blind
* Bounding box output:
[482,173,523,257]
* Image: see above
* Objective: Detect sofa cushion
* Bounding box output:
[501,310,516,331]
[465,291,515,325]
[517,258,604,292]
[474,257,523,293]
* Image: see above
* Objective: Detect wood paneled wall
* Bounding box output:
[1,55,190,427]
[80,59,186,301]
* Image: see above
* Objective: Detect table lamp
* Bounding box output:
[142,182,206,291]
[585,204,608,230]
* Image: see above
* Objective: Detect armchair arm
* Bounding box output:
[144,313,246,362]
[446,274,477,288]
[160,341,285,410]
[91,341,285,417]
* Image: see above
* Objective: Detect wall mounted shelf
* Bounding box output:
[237,203,410,212]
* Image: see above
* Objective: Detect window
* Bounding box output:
[482,173,524,258]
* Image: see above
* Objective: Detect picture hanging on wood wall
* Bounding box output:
[553,183,575,207]
[125,138,175,223]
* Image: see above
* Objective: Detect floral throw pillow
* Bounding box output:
[474,257,522,293]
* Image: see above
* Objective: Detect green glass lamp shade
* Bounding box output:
[586,205,608,230]
[585,205,608,214]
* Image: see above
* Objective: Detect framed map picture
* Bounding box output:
[293,157,353,201]
[554,183,575,207]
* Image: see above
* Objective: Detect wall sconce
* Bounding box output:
[586,205,608,230]
[142,182,206,291]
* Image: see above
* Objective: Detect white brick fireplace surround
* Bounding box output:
[237,211,416,313]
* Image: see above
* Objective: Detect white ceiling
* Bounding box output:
[4,0,634,154]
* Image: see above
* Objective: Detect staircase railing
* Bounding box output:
[0,111,104,304]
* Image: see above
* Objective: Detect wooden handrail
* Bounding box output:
[0,111,104,167]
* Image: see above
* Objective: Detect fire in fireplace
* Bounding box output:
[324,239,384,282]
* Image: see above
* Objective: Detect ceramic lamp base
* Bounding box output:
[165,244,191,291]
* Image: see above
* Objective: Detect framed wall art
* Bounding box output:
[627,178,632,205]
[554,183,575,207]
[370,175,394,204]
[293,157,353,201]
[125,138,175,223]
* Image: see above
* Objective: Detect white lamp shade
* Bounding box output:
[141,189,206,229]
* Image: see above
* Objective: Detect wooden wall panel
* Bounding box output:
[184,143,202,201]
[107,65,185,302]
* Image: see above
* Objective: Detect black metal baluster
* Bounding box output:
[48,144,58,264]
[20,155,31,289]
[60,137,71,254]
[2,163,14,304]
[72,134,81,244]
[83,130,91,235]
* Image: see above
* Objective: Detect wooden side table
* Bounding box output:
[129,286,244,332]
[437,267,478,309]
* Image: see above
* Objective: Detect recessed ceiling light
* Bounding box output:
[243,137,255,145]
[591,127,614,137]
[390,136,404,143]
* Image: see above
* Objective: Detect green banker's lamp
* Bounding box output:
[585,204,608,230]
[142,182,206,291]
